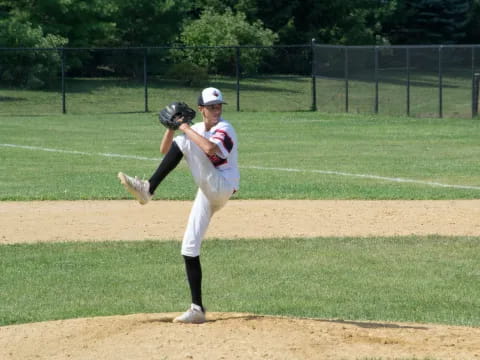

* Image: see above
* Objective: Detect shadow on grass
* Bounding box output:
[0,96,27,102]
[56,76,308,94]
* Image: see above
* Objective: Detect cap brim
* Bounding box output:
[203,99,227,105]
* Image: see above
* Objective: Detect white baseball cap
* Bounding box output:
[198,87,227,106]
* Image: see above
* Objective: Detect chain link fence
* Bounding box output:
[1,44,480,118]
[314,44,480,118]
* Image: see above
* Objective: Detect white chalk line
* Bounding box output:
[0,143,162,162]
[2,143,479,191]
[245,166,480,190]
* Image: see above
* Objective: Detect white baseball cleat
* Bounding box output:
[173,304,206,324]
[117,172,152,205]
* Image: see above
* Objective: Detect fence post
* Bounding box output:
[60,47,66,114]
[345,46,349,113]
[235,46,240,112]
[406,47,410,116]
[438,45,443,118]
[374,46,379,114]
[311,38,317,111]
[143,48,148,113]
[474,73,480,118]
[472,47,477,118]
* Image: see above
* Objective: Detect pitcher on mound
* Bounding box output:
[118,87,239,324]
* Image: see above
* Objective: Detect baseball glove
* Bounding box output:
[159,101,196,130]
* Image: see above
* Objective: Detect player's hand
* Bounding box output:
[178,121,191,132]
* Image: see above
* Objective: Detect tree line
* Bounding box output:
[1,0,478,49]
[1,0,479,88]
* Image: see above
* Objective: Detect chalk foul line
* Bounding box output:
[2,143,479,191]
[244,165,480,190]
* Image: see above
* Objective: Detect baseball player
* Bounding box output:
[117,87,239,324]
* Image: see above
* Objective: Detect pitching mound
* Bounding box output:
[1,312,479,359]
[1,200,479,359]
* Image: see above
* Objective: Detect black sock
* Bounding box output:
[183,255,203,312]
[148,141,183,194]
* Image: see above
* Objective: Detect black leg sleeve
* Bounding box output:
[148,141,183,194]
[183,255,204,311]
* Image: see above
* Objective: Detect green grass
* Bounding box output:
[1,92,479,330]
[0,73,476,117]
[0,75,311,115]
[317,72,475,119]
[0,236,478,327]
[0,111,479,200]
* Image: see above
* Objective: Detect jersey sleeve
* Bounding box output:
[210,124,235,159]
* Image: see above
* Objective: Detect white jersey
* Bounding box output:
[191,118,240,191]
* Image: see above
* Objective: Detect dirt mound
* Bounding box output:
[1,313,480,360]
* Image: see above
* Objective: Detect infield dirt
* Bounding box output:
[1,200,479,359]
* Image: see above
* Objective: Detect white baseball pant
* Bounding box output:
[174,134,235,257]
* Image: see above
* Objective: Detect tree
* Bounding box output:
[2,0,118,47]
[1,0,194,47]
[193,0,299,39]
[465,0,480,44]
[0,17,67,88]
[384,0,471,44]
[235,0,301,44]
[114,0,193,46]
[205,0,396,45]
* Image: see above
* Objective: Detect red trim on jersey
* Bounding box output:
[208,154,228,167]
[212,129,234,153]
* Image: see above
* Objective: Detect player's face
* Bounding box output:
[201,104,222,126]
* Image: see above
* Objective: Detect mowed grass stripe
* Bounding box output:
[2,142,480,192]
[1,112,479,200]
[1,236,479,327]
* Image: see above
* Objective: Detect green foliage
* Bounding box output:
[4,0,118,47]
[0,18,67,88]
[465,0,480,44]
[165,62,209,87]
[385,0,471,44]
[173,8,278,74]
[1,0,478,64]
[114,0,193,46]
[413,0,470,44]
[0,0,478,54]
[232,0,395,45]
[0,0,478,88]
[193,0,394,45]
[303,0,394,45]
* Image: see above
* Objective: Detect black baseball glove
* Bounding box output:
[159,101,196,130]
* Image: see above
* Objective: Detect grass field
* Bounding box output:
[1,236,479,327]
[0,108,479,328]
[0,72,477,118]
[1,111,479,200]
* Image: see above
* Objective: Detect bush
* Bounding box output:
[172,8,278,75]
[0,18,67,89]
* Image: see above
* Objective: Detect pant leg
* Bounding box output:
[176,135,234,257]
[181,188,212,257]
